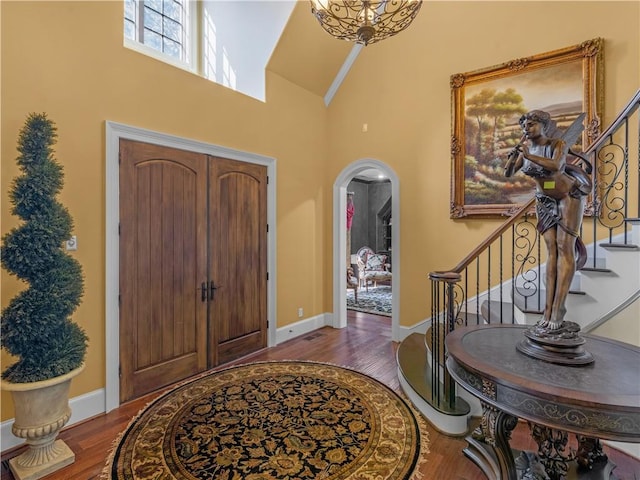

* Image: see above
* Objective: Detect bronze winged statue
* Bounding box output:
[505,110,592,332]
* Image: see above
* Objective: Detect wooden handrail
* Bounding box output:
[431,197,536,278]
[585,88,640,155]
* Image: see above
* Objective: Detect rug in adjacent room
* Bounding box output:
[347,285,392,316]
[102,361,428,480]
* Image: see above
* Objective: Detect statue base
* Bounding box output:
[516,321,594,366]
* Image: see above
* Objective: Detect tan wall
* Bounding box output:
[591,297,640,344]
[326,1,640,327]
[2,1,639,422]
[1,1,328,420]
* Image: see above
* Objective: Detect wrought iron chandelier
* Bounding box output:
[310,0,423,46]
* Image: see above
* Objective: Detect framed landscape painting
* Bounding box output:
[450,38,603,218]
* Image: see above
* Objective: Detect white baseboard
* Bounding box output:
[398,317,429,341]
[2,316,333,454]
[2,388,106,452]
[275,313,333,344]
[4,330,638,465]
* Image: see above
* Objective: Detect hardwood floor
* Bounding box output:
[2,311,639,479]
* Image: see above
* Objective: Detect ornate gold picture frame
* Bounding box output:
[450,38,603,218]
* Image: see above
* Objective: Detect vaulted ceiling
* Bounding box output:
[267,2,354,99]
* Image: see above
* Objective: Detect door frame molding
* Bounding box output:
[332,159,400,340]
[105,121,277,412]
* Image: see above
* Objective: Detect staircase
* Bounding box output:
[397,89,640,436]
[481,223,640,331]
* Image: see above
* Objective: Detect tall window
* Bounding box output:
[124,0,190,64]
[122,0,295,102]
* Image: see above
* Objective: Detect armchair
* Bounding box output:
[356,246,392,291]
[347,266,358,303]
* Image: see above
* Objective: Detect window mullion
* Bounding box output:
[188,0,199,71]
[137,0,145,43]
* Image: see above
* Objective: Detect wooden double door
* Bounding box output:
[119,140,267,403]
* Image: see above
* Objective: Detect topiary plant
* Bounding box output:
[1,113,87,383]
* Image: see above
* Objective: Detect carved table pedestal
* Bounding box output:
[445,325,640,480]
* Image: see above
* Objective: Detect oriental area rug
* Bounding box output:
[102,361,428,480]
[347,285,392,317]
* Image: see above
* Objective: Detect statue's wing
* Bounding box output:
[560,112,586,150]
[561,112,592,173]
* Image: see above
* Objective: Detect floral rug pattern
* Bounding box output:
[347,285,392,317]
[103,361,427,480]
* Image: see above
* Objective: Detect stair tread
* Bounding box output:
[580,267,615,273]
[600,242,639,250]
[515,289,596,304]
[481,288,595,322]
[512,292,545,314]
[397,333,470,416]
[482,299,523,321]
[456,312,483,326]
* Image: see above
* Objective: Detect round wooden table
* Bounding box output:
[445,324,640,480]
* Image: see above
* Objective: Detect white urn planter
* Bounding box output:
[0,363,84,480]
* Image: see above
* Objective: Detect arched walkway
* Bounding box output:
[332,159,400,340]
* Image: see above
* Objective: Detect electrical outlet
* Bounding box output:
[298,308,303,318]
[66,235,78,251]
